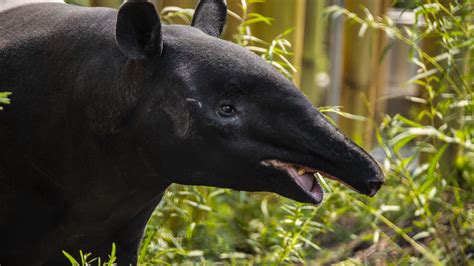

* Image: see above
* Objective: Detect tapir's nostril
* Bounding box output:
[367,179,384,197]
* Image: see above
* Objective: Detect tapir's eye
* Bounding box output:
[218,104,236,117]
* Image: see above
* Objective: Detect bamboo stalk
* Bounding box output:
[252,0,306,87]
[368,0,391,147]
[220,0,241,41]
[300,0,328,105]
[160,0,196,9]
[90,0,121,7]
[71,0,91,5]
[293,0,306,87]
[339,0,389,148]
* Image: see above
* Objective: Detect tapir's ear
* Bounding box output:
[116,0,163,60]
[191,0,227,37]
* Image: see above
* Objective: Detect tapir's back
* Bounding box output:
[0,1,124,157]
[0,3,124,140]
[0,3,118,90]
[0,2,116,44]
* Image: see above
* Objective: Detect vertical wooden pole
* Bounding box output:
[149,0,161,9]
[220,0,241,42]
[327,0,344,123]
[252,0,306,87]
[370,0,391,147]
[339,0,389,147]
[71,0,92,6]
[90,0,121,8]
[300,0,327,105]
[293,0,307,87]
[160,0,196,9]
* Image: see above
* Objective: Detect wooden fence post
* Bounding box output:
[339,0,390,147]
[300,0,327,105]
[90,0,121,7]
[252,0,306,87]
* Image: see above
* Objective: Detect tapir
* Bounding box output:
[0,0,384,264]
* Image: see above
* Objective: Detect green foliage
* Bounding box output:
[0,92,11,110]
[325,1,473,264]
[160,6,194,25]
[63,243,116,266]
[61,0,472,264]
[141,0,472,264]
[230,0,296,79]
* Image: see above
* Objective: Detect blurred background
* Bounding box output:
[63,0,473,264]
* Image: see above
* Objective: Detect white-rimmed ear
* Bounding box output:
[116,0,162,60]
[191,0,227,37]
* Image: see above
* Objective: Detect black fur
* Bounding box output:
[0,1,384,265]
[116,1,162,60]
[191,0,227,37]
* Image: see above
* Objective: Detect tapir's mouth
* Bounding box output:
[260,159,360,204]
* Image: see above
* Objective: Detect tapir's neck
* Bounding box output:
[48,131,170,245]
[69,129,170,203]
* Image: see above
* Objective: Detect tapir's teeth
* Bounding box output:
[262,159,319,175]
[297,167,306,176]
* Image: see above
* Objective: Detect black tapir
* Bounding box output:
[0,0,384,264]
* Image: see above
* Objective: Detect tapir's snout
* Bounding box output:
[326,146,386,197]
[257,97,385,204]
[367,179,384,196]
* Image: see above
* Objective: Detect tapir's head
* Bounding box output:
[116,0,384,204]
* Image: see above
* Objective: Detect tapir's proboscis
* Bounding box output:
[0,0,384,264]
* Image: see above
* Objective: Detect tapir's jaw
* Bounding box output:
[260,160,325,204]
[259,159,374,204]
[252,105,385,205]
[259,156,383,205]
